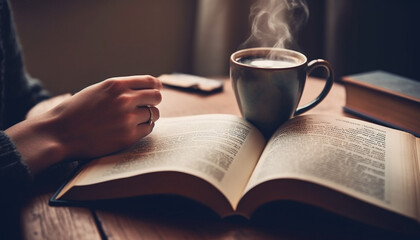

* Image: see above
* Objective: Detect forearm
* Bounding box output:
[5,113,66,174]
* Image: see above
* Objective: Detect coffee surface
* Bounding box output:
[239,57,300,68]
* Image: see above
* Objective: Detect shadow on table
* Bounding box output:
[92,195,418,240]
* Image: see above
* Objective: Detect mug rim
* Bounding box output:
[230,47,307,70]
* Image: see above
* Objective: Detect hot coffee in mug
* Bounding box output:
[230,47,334,139]
[238,56,302,68]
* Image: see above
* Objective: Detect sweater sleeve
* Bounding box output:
[1,0,50,129]
[0,131,32,204]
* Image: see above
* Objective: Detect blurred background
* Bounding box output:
[10,0,420,95]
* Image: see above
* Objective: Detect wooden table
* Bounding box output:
[17,78,409,240]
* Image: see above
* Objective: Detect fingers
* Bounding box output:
[102,75,162,108]
[133,89,162,107]
[134,121,156,140]
[135,105,160,126]
[103,75,162,126]
[93,75,162,142]
[107,75,162,90]
[131,106,159,140]
[114,89,161,112]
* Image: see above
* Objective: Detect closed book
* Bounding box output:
[342,70,420,137]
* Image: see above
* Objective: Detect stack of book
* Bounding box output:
[342,70,420,137]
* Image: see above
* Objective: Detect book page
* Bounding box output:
[415,138,420,219]
[244,114,419,219]
[64,114,266,208]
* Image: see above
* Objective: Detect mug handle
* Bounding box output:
[294,59,334,116]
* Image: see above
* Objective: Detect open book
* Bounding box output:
[50,114,420,234]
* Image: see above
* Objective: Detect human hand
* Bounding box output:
[50,75,162,159]
[6,75,162,174]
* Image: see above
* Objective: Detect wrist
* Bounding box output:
[5,113,67,175]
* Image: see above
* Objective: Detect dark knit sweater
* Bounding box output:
[0,0,50,203]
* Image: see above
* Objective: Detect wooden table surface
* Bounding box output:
[17,78,411,240]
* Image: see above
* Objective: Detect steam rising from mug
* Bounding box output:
[242,0,309,55]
